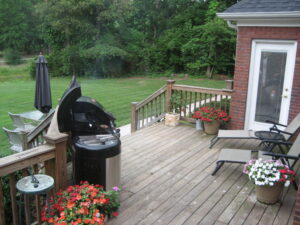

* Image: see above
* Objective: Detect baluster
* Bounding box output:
[155,96,160,118]
[184,91,187,117]
[193,92,197,111]
[149,103,152,123]
[208,94,212,107]
[9,174,18,225]
[220,95,223,110]
[22,170,30,225]
[214,94,217,108]
[153,97,156,117]
[141,107,144,128]
[188,91,192,115]
[145,104,148,125]
[163,92,166,114]
[225,95,229,112]
[162,93,164,115]
[199,93,202,108]
[21,169,30,225]
[0,178,6,225]
[137,108,140,130]
[158,95,161,115]
[204,93,207,106]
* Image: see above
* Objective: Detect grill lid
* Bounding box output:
[57,76,117,133]
[57,77,82,132]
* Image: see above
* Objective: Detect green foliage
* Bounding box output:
[182,18,236,77]
[3,49,22,65]
[0,0,238,77]
[170,92,184,113]
[0,0,43,52]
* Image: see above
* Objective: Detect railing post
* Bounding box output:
[131,102,138,133]
[165,80,176,113]
[225,80,234,90]
[44,133,68,192]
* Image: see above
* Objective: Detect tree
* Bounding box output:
[36,0,133,77]
[0,0,42,53]
[181,0,236,78]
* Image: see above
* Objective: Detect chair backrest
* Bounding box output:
[2,127,23,152]
[284,113,300,140]
[286,134,300,168]
[8,112,25,129]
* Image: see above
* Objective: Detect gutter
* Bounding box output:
[217,11,300,20]
[227,21,237,30]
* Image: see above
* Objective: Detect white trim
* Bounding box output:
[217,12,300,19]
[245,39,297,130]
[217,12,300,27]
[236,19,300,27]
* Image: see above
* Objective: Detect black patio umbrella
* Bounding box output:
[34,54,52,113]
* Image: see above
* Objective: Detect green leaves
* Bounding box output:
[81,44,128,59]
[0,0,237,77]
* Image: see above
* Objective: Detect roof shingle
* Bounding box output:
[223,0,300,13]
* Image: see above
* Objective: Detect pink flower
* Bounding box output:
[112,186,119,191]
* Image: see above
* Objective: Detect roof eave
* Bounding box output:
[217,12,300,20]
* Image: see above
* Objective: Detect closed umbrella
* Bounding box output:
[34,54,52,113]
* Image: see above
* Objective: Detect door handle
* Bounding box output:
[282,95,288,98]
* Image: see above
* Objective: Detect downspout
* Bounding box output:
[227,20,238,30]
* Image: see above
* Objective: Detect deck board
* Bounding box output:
[101,123,297,225]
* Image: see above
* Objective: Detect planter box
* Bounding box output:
[165,113,180,127]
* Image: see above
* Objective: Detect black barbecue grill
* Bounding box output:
[57,77,121,190]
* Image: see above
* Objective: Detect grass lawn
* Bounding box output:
[0,62,226,156]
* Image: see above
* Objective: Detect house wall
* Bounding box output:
[229,27,300,129]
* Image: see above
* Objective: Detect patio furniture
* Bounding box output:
[8,112,36,132]
[209,113,300,148]
[212,134,300,190]
[19,110,49,122]
[2,127,25,152]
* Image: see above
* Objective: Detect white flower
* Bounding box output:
[285,181,290,187]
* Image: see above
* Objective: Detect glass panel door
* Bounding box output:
[246,40,297,131]
[255,52,287,123]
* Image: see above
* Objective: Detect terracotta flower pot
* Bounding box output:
[203,120,221,135]
[255,182,284,204]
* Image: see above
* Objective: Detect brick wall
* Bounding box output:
[229,27,300,129]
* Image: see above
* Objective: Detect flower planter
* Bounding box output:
[255,182,284,204]
[203,120,221,135]
[165,113,180,127]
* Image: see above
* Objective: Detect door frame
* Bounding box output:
[245,39,297,131]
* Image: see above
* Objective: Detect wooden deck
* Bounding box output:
[106,123,297,225]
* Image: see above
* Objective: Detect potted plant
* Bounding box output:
[192,106,229,134]
[41,181,120,224]
[165,92,183,127]
[243,158,295,204]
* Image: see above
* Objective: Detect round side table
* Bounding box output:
[16,174,54,224]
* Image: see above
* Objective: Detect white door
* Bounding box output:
[245,40,297,131]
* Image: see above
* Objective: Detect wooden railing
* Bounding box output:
[131,80,233,132]
[20,110,55,150]
[131,85,167,132]
[0,110,68,225]
[27,111,55,148]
